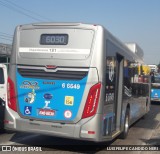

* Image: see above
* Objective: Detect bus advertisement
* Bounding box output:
[4,23,150,142]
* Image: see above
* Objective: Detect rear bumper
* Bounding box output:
[4,108,111,142]
[151,98,160,102]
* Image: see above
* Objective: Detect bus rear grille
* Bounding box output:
[18,68,88,80]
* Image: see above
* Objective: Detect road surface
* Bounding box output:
[0,103,160,154]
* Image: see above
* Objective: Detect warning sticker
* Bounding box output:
[65,96,74,106]
[64,110,72,119]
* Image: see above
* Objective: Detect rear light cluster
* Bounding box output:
[82,83,101,119]
[7,77,17,112]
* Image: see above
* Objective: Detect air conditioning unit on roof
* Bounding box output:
[125,43,144,59]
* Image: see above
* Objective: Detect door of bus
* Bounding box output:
[114,54,124,131]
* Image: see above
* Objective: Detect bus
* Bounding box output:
[0,64,7,132]
[151,74,160,102]
[148,64,158,73]
[5,23,150,142]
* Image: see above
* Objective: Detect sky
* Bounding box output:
[0,0,160,64]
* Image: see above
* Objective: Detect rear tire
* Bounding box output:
[120,109,130,139]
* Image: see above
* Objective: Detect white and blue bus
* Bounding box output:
[151,74,160,102]
[5,23,150,142]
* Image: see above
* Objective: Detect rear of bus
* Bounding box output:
[5,23,106,141]
[151,75,160,102]
[0,64,7,132]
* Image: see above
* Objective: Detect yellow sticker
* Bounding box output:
[65,96,74,106]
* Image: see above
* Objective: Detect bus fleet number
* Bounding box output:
[62,83,80,89]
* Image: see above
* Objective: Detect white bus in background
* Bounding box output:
[148,65,158,73]
[0,64,7,102]
[0,64,7,132]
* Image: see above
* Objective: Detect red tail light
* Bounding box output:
[8,77,17,112]
[82,83,101,119]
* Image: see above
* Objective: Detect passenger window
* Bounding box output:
[0,68,4,84]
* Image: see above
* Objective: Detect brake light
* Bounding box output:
[82,83,101,119]
[8,77,17,112]
[45,65,57,69]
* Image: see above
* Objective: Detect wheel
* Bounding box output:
[120,109,130,139]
